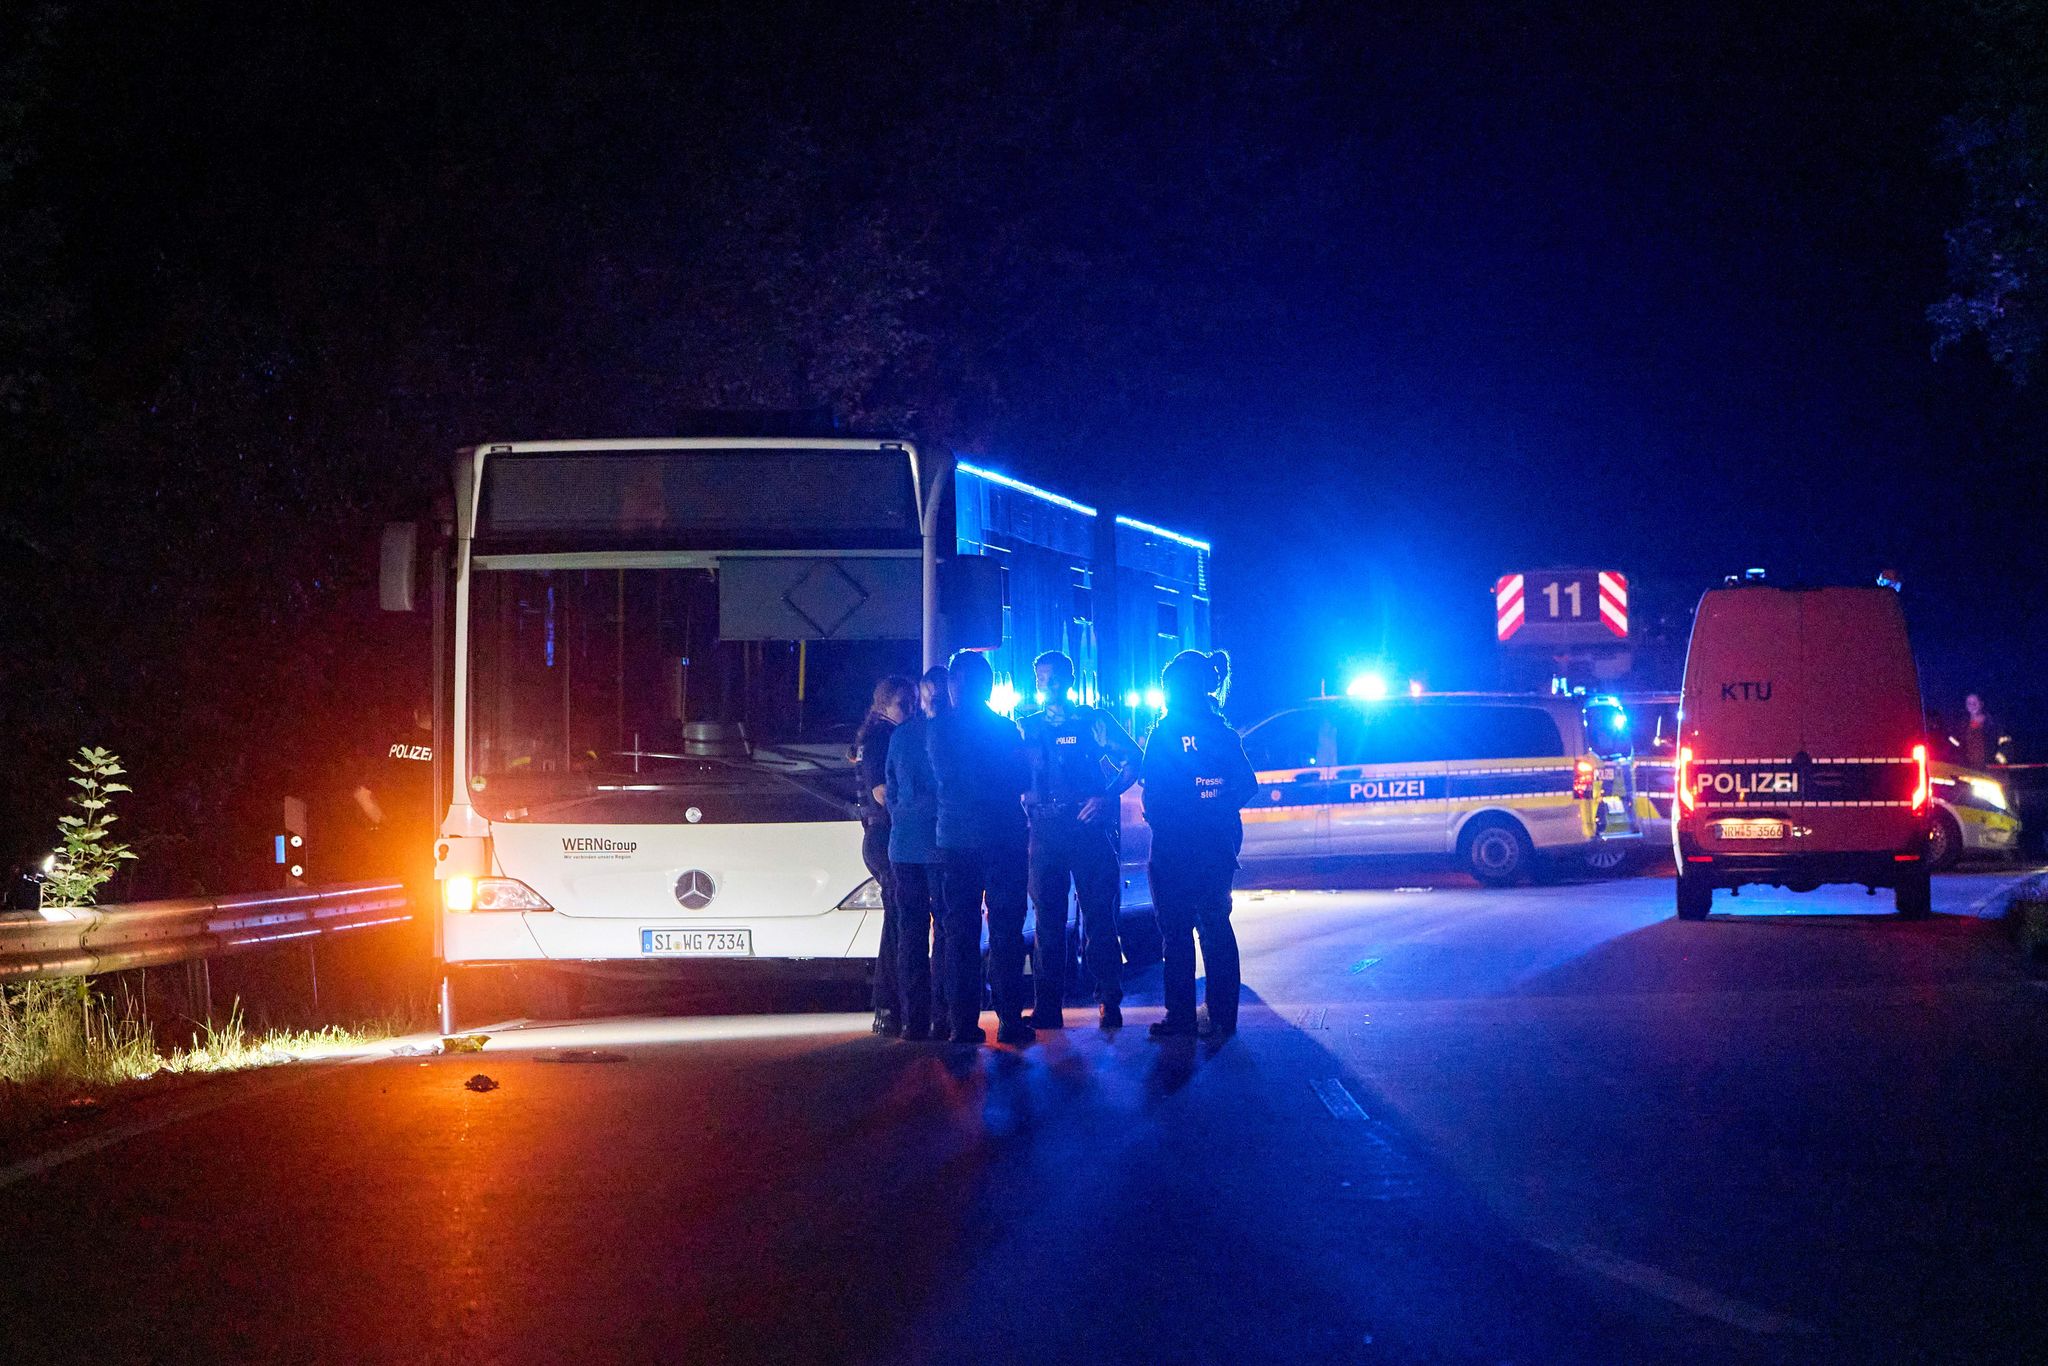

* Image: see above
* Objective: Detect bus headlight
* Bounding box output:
[445,877,552,913]
[837,878,886,911]
[1967,777,2009,812]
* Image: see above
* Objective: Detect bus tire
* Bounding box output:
[1894,867,1933,920]
[1926,810,1963,872]
[1675,868,1713,920]
[1461,816,1534,887]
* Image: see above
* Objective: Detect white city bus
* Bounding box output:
[380,438,1205,1028]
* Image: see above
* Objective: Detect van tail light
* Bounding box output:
[1573,758,1597,800]
[1675,745,1696,814]
[1910,743,1929,812]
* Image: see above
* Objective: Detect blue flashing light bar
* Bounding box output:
[956,461,1098,517]
[1114,513,1210,552]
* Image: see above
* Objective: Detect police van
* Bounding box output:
[1672,579,1932,919]
[1630,687,2020,873]
[1230,692,1643,884]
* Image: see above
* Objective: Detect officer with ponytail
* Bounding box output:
[1141,650,1256,1041]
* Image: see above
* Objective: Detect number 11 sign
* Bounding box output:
[1495,570,1628,645]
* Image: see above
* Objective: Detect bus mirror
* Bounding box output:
[938,555,1004,650]
[379,522,419,612]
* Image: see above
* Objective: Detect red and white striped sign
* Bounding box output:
[1494,573,1525,641]
[1598,571,1628,638]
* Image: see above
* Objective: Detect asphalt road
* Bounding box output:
[3,865,2044,1365]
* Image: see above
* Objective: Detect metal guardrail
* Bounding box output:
[0,881,414,984]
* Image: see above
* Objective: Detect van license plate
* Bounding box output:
[641,928,753,956]
[1714,819,1787,841]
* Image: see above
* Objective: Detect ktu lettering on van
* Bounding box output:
[1719,681,1774,702]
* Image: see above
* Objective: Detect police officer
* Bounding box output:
[927,650,1034,1046]
[350,699,435,881]
[1142,650,1256,1042]
[1020,651,1141,1030]
[853,676,916,1036]
[884,665,951,1040]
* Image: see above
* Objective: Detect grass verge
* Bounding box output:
[0,979,422,1139]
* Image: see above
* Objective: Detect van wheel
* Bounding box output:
[1675,869,1713,920]
[1462,817,1534,886]
[1927,811,1963,872]
[1894,868,1933,920]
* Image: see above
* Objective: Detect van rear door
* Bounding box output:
[1792,588,1922,848]
[1684,588,1806,768]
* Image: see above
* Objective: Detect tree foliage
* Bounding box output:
[1931,0,2048,383]
[0,2,1355,890]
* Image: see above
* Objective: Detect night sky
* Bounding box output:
[3,1,2041,884]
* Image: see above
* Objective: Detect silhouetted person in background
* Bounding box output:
[854,676,916,1036]
[1020,650,1140,1030]
[927,650,1033,1046]
[1957,692,2010,769]
[1142,650,1256,1042]
[885,665,951,1040]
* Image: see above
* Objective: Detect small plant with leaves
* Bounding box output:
[46,746,136,908]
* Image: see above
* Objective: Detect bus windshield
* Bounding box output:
[466,566,919,822]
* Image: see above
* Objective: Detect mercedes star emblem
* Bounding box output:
[674,868,718,909]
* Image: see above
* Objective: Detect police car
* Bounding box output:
[1923,761,2020,869]
[1226,692,1643,885]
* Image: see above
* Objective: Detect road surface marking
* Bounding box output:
[1526,1233,1817,1336]
[1962,865,2048,919]
[1296,1007,1329,1030]
[1311,1076,1368,1120]
[1349,957,1382,973]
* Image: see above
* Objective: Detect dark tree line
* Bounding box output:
[1931,0,2048,383]
[3,1,2042,891]
[0,1,1354,890]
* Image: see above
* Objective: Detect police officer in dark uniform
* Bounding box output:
[926,649,1034,1047]
[350,700,436,882]
[1142,650,1256,1042]
[1020,650,1141,1030]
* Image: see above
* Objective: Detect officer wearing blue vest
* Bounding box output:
[1142,650,1256,1041]
[1019,651,1141,1029]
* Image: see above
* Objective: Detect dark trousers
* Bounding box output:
[1151,839,1240,1032]
[1028,815,1124,1013]
[890,860,943,1034]
[940,840,1029,1035]
[863,821,898,1018]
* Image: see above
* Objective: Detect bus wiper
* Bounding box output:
[694,756,855,817]
[508,766,853,821]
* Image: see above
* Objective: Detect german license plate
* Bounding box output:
[1714,819,1787,841]
[640,928,753,956]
